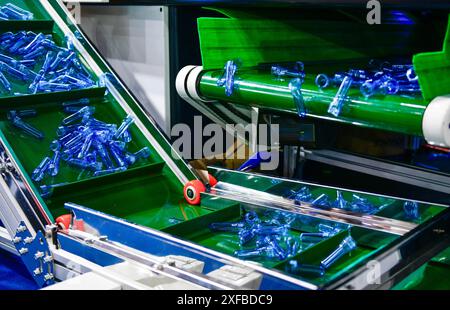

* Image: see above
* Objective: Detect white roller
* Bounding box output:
[186,66,216,103]
[176,65,214,103]
[422,95,450,147]
[175,66,232,127]
[175,65,197,104]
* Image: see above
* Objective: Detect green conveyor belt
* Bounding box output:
[0,1,448,290]
[394,246,450,290]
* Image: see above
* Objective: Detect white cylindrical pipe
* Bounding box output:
[175,65,197,104]
[186,65,215,103]
[422,95,450,148]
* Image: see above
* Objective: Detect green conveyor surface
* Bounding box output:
[0,1,448,290]
[48,172,213,230]
[394,245,450,290]
[163,204,390,285]
[0,1,98,99]
[0,0,50,20]
[275,229,383,286]
[0,41,99,99]
[0,95,156,186]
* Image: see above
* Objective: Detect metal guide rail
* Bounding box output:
[209,181,417,236]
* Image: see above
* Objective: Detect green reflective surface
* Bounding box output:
[197,13,450,105]
[200,69,426,136]
[394,245,450,290]
[414,15,450,101]
[47,171,213,231]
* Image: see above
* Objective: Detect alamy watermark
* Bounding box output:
[366,260,382,285]
[170,115,280,171]
[367,0,381,25]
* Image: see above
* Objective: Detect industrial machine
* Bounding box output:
[0,0,449,290]
[171,0,450,290]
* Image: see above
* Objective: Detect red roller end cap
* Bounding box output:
[184,180,206,205]
[208,175,218,187]
[56,214,72,230]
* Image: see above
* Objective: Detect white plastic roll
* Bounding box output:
[186,65,215,103]
[175,65,197,104]
[422,95,450,147]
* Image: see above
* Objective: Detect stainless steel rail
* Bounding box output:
[210,181,418,235]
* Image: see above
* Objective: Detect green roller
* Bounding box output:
[186,14,450,147]
[185,68,450,147]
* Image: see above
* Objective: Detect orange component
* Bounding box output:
[208,175,218,187]
[183,180,206,205]
[55,214,72,230]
